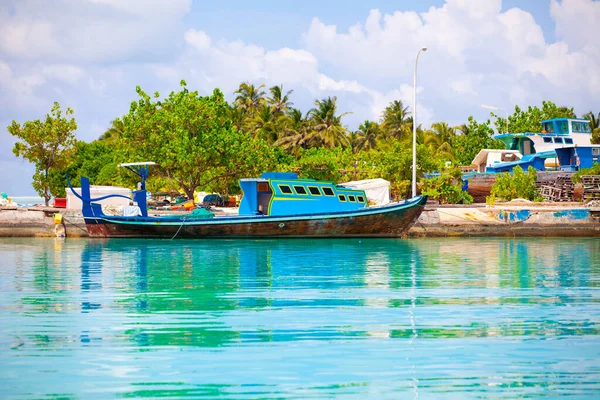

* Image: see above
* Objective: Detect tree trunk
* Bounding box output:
[44,168,50,207]
[184,187,195,202]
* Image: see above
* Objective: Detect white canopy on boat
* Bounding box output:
[118,161,157,167]
[339,178,391,205]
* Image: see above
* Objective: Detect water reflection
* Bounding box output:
[0,237,599,399]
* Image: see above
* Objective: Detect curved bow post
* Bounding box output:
[66,174,133,218]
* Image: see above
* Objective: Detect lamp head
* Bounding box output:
[422,47,428,52]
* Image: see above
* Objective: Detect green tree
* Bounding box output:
[293,147,353,182]
[376,140,439,199]
[429,121,456,144]
[491,101,576,133]
[306,96,351,148]
[419,125,455,163]
[421,168,473,204]
[274,108,311,156]
[8,102,78,205]
[488,165,542,202]
[118,81,276,199]
[99,119,125,141]
[233,82,266,115]
[453,117,504,165]
[267,85,293,116]
[353,120,380,152]
[247,104,278,143]
[49,139,121,197]
[583,111,600,144]
[381,100,411,139]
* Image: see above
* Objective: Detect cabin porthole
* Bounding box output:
[279,222,285,228]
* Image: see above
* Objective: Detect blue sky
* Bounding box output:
[1,0,599,195]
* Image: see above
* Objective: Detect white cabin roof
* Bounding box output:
[472,149,521,166]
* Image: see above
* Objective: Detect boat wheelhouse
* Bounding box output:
[495,118,592,161]
[239,172,368,217]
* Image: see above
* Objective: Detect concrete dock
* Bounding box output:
[2,202,600,238]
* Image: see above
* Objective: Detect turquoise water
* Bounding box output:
[1,238,599,399]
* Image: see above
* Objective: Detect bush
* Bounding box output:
[487,165,542,203]
[421,168,473,204]
[572,163,600,183]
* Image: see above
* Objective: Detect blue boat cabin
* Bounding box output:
[555,146,600,172]
[238,172,369,216]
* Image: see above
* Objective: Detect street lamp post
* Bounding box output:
[481,104,508,133]
[412,47,427,198]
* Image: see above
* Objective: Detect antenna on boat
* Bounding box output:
[481,104,508,133]
[118,161,157,217]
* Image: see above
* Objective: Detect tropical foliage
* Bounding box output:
[6,81,595,204]
[572,163,600,184]
[487,166,542,203]
[583,111,600,144]
[8,102,77,205]
[116,81,277,199]
[490,101,577,134]
[421,168,473,204]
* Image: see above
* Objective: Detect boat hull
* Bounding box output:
[466,174,496,203]
[84,196,427,238]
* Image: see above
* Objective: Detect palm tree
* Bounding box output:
[247,105,279,143]
[419,129,456,162]
[267,85,294,116]
[306,97,351,148]
[455,123,472,136]
[99,119,125,141]
[583,111,599,131]
[353,120,380,152]
[228,106,246,131]
[274,108,311,155]
[430,122,456,144]
[233,82,266,114]
[381,100,411,139]
[584,111,600,144]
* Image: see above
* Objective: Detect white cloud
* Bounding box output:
[184,30,212,51]
[302,0,600,122]
[551,0,600,55]
[0,0,191,62]
[2,0,600,195]
[161,29,422,127]
[41,65,86,85]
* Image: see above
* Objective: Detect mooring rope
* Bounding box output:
[170,217,187,241]
[62,216,90,234]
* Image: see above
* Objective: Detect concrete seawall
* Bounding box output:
[0,206,90,237]
[409,203,600,237]
[2,203,600,238]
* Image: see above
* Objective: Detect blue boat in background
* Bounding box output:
[464,118,594,200]
[471,118,593,174]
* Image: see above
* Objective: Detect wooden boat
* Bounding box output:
[70,168,427,239]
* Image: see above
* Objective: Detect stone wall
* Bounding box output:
[2,204,600,238]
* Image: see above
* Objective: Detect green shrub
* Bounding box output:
[421,168,473,204]
[487,165,542,202]
[572,163,600,183]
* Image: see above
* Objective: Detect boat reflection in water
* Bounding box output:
[1,237,599,398]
